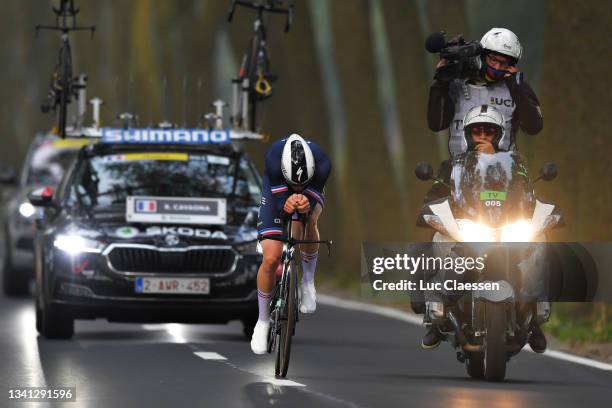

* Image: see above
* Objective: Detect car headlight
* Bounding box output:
[456,219,496,242]
[501,220,534,242]
[53,234,103,255]
[18,202,36,218]
[234,240,263,255]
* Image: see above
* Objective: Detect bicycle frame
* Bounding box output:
[259,213,331,377]
[228,0,294,132]
[36,0,95,138]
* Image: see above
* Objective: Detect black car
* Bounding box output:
[30,138,263,339]
[1,134,88,295]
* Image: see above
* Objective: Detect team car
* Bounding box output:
[30,128,263,339]
[1,133,89,295]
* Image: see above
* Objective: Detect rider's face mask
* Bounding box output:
[482,53,515,82]
[483,65,509,82]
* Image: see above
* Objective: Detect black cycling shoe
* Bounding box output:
[528,323,547,353]
[421,326,442,349]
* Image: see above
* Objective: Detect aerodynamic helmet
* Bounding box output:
[281,134,315,190]
[463,104,508,152]
[480,28,523,62]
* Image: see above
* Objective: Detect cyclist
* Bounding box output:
[421,104,547,353]
[251,134,332,354]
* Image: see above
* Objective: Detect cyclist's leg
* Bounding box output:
[252,177,284,353]
[299,203,323,313]
[302,203,322,253]
[257,240,282,300]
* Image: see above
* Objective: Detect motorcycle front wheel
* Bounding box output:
[483,302,507,381]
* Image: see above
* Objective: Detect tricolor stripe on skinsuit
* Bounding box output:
[271,185,289,194]
[304,188,325,206]
[259,228,283,236]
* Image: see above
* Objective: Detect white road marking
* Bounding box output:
[141,324,166,331]
[192,351,306,386]
[165,323,188,343]
[318,294,422,325]
[194,352,227,361]
[525,348,612,372]
[318,294,612,373]
[265,378,306,387]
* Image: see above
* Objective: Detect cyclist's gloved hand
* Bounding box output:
[283,195,298,214]
[294,194,310,214]
[284,194,310,214]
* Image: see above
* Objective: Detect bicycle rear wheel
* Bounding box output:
[275,259,298,378]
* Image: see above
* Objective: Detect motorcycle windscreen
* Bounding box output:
[450,151,533,227]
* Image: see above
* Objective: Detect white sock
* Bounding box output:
[301,251,318,286]
[257,289,272,322]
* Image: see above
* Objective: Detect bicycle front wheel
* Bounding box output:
[275,259,298,378]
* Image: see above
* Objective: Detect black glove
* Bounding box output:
[434,62,461,83]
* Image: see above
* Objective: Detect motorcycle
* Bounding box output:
[415,151,562,381]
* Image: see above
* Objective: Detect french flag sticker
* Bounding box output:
[136,200,157,213]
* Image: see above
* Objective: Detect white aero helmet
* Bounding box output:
[463,104,509,151]
[480,28,522,61]
[281,134,315,190]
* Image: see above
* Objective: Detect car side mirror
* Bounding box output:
[415,162,434,181]
[538,163,558,182]
[28,186,56,207]
[0,165,17,185]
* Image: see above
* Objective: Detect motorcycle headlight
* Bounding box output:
[456,219,496,242]
[54,234,103,255]
[500,220,534,242]
[18,202,36,218]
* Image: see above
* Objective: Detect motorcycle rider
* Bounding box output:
[420,104,548,353]
[250,134,332,354]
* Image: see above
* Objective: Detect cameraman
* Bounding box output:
[427,28,543,156]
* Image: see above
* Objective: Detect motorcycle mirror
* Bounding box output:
[539,162,558,181]
[415,162,434,181]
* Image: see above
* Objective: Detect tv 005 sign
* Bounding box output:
[126,196,227,225]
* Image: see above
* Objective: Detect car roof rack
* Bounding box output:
[62,97,266,149]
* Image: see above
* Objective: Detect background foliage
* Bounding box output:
[1,0,610,340]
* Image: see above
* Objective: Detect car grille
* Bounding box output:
[106,246,236,274]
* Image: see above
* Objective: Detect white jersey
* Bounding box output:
[448,79,516,156]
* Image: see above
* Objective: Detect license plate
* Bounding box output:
[135,277,210,294]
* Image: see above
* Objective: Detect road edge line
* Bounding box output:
[318,294,612,372]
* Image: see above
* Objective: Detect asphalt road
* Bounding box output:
[1,294,611,408]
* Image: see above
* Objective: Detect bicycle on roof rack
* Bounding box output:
[36,0,95,138]
[228,0,294,133]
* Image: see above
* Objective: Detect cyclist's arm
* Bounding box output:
[263,140,293,213]
[303,144,331,209]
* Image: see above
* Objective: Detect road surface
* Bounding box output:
[1,294,611,407]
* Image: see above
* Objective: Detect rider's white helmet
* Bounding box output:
[463,104,508,151]
[281,134,315,190]
[480,28,522,61]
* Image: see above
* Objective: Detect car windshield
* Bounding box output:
[450,151,533,226]
[69,151,261,209]
[27,138,85,185]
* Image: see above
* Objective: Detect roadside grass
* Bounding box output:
[545,303,612,343]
